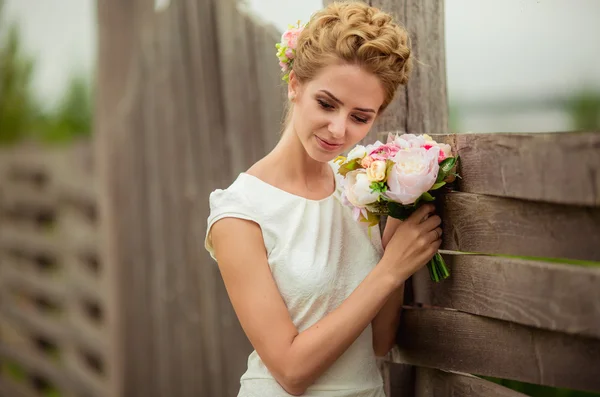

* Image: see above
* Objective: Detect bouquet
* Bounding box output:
[334,133,459,282]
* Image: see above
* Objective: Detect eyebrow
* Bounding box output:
[320,90,377,113]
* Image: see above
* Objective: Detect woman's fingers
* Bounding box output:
[408,204,435,225]
[420,214,441,232]
[429,227,443,242]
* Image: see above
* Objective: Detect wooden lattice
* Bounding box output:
[0,141,108,397]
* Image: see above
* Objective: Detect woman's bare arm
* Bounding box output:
[211,217,402,395]
[372,217,405,357]
[210,205,438,395]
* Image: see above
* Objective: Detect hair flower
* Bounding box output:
[275,20,307,83]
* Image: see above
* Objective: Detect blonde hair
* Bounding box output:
[291,1,412,113]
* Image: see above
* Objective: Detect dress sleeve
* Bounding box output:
[204,188,260,261]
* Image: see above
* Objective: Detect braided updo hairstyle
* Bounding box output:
[291,1,412,113]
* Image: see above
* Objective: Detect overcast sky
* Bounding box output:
[4,0,600,106]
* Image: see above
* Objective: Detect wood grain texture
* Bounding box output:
[0,344,89,396]
[430,254,600,339]
[441,132,600,207]
[395,308,600,393]
[387,362,416,397]
[95,0,278,395]
[440,191,600,261]
[373,0,448,137]
[1,304,106,358]
[0,379,37,397]
[415,368,529,397]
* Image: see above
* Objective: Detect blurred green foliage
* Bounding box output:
[0,0,93,146]
[566,90,600,131]
[0,0,37,144]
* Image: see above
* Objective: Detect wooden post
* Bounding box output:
[95,0,283,396]
[322,0,448,395]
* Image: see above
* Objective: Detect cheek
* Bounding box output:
[298,105,327,131]
[349,122,371,141]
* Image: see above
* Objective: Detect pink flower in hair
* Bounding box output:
[282,27,303,50]
[276,21,307,82]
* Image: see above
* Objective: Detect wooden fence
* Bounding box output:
[0,141,110,397]
[95,0,285,395]
[380,131,600,397]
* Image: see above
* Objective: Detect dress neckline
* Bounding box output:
[239,163,338,204]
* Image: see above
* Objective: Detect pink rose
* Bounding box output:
[282,28,302,49]
[279,61,289,72]
[437,143,452,163]
[385,146,440,205]
[285,48,294,59]
[369,143,399,161]
[360,155,374,168]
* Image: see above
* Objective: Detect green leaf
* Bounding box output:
[431,181,446,190]
[369,181,387,193]
[436,156,457,183]
[421,192,435,202]
[338,159,362,177]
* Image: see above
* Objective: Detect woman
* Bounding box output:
[205,2,442,396]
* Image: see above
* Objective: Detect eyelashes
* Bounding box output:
[317,99,369,124]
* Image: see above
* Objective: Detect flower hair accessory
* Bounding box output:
[275,20,306,83]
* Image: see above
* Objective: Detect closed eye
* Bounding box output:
[318,98,369,124]
[353,115,369,124]
[317,99,334,110]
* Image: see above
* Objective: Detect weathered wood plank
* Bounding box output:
[0,344,76,394]
[430,254,600,339]
[395,308,600,393]
[0,378,38,397]
[1,266,67,305]
[387,362,415,397]
[2,304,106,358]
[415,368,528,397]
[64,349,105,397]
[252,17,286,148]
[440,191,600,261]
[442,132,600,207]
[0,228,60,259]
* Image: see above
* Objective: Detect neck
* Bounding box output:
[267,122,331,188]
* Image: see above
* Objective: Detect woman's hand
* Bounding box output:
[381,216,402,250]
[380,204,442,282]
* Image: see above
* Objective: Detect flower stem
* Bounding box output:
[427,251,450,282]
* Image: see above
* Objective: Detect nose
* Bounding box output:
[328,114,346,139]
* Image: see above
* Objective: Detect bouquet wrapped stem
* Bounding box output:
[335,133,460,283]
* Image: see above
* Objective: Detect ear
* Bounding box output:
[288,70,299,101]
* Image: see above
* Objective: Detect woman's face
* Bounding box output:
[288,63,385,162]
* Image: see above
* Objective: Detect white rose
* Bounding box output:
[344,170,379,207]
[385,146,440,205]
[366,160,387,182]
[347,145,367,161]
[393,133,426,149]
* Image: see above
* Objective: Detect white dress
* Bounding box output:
[205,161,386,397]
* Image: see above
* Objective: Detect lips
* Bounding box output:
[316,136,343,148]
